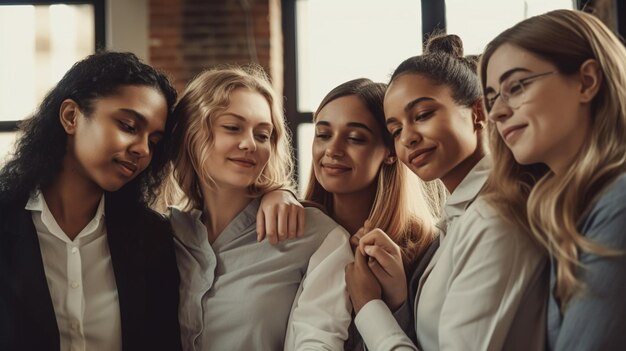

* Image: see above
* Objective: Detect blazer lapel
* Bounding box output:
[9,208,60,349]
[106,199,146,351]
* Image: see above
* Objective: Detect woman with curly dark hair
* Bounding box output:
[0,51,182,351]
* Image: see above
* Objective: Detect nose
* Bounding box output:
[399,126,421,149]
[487,98,512,123]
[238,131,257,152]
[324,137,344,158]
[130,134,150,158]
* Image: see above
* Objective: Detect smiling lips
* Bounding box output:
[408,146,436,167]
[115,159,138,177]
[501,124,528,143]
[228,157,257,168]
[321,162,351,175]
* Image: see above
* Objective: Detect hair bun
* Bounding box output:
[424,33,464,58]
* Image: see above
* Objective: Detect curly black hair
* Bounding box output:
[0,51,177,208]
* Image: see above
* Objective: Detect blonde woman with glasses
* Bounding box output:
[481,9,626,350]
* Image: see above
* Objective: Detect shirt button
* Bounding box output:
[70,281,80,289]
[71,247,78,254]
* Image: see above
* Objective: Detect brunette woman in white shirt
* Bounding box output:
[165,65,353,351]
[304,78,442,350]
[345,35,548,351]
[0,52,182,351]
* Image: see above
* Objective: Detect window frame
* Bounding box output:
[282,0,622,185]
[0,0,105,132]
[281,0,446,183]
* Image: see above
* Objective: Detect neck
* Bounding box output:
[441,146,485,194]
[42,157,103,241]
[201,185,253,243]
[331,182,377,235]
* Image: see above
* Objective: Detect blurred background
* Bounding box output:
[0,0,622,193]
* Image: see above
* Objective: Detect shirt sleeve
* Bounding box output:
[284,225,354,351]
[552,184,626,350]
[355,299,418,351]
[436,208,547,350]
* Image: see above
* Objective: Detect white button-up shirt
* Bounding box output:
[25,192,121,351]
[355,157,547,351]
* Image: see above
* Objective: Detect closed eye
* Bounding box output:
[508,82,524,95]
[315,132,331,140]
[223,125,240,132]
[347,136,366,144]
[389,127,402,139]
[119,121,137,133]
[415,110,434,121]
[255,133,270,142]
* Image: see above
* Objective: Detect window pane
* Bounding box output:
[0,4,95,122]
[446,0,575,55]
[296,0,422,112]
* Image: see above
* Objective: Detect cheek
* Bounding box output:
[137,156,153,173]
[393,140,410,164]
[311,140,324,159]
[258,144,272,167]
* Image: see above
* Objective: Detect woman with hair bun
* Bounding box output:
[345,34,547,351]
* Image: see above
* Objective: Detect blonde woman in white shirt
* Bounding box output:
[165,65,353,351]
[345,34,548,351]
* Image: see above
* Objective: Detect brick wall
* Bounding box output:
[149,0,280,95]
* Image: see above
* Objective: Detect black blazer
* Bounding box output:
[0,192,182,351]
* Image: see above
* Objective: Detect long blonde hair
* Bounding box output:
[166,65,294,210]
[304,78,442,264]
[480,9,626,308]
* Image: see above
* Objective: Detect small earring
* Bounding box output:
[474,121,485,130]
[384,155,397,165]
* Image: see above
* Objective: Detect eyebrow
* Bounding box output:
[315,120,374,134]
[386,97,435,126]
[120,108,165,137]
[485,67,532,94]
[221,112,273,128]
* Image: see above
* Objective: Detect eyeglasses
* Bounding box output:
[486,71,555,111]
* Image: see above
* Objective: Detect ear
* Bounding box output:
[471,99,486,130]
[578,59,602,103]
[383,155,397,165]
[59,99,81,135]
[383,149,397,165]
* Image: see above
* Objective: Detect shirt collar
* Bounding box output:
[443,156,491,225]
[25,190,106,241]
[26,190,105,216]
[170,197,260,248]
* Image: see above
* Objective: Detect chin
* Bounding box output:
[100,182,126,193]
[407,165,437,183]
[509,148,539,166]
